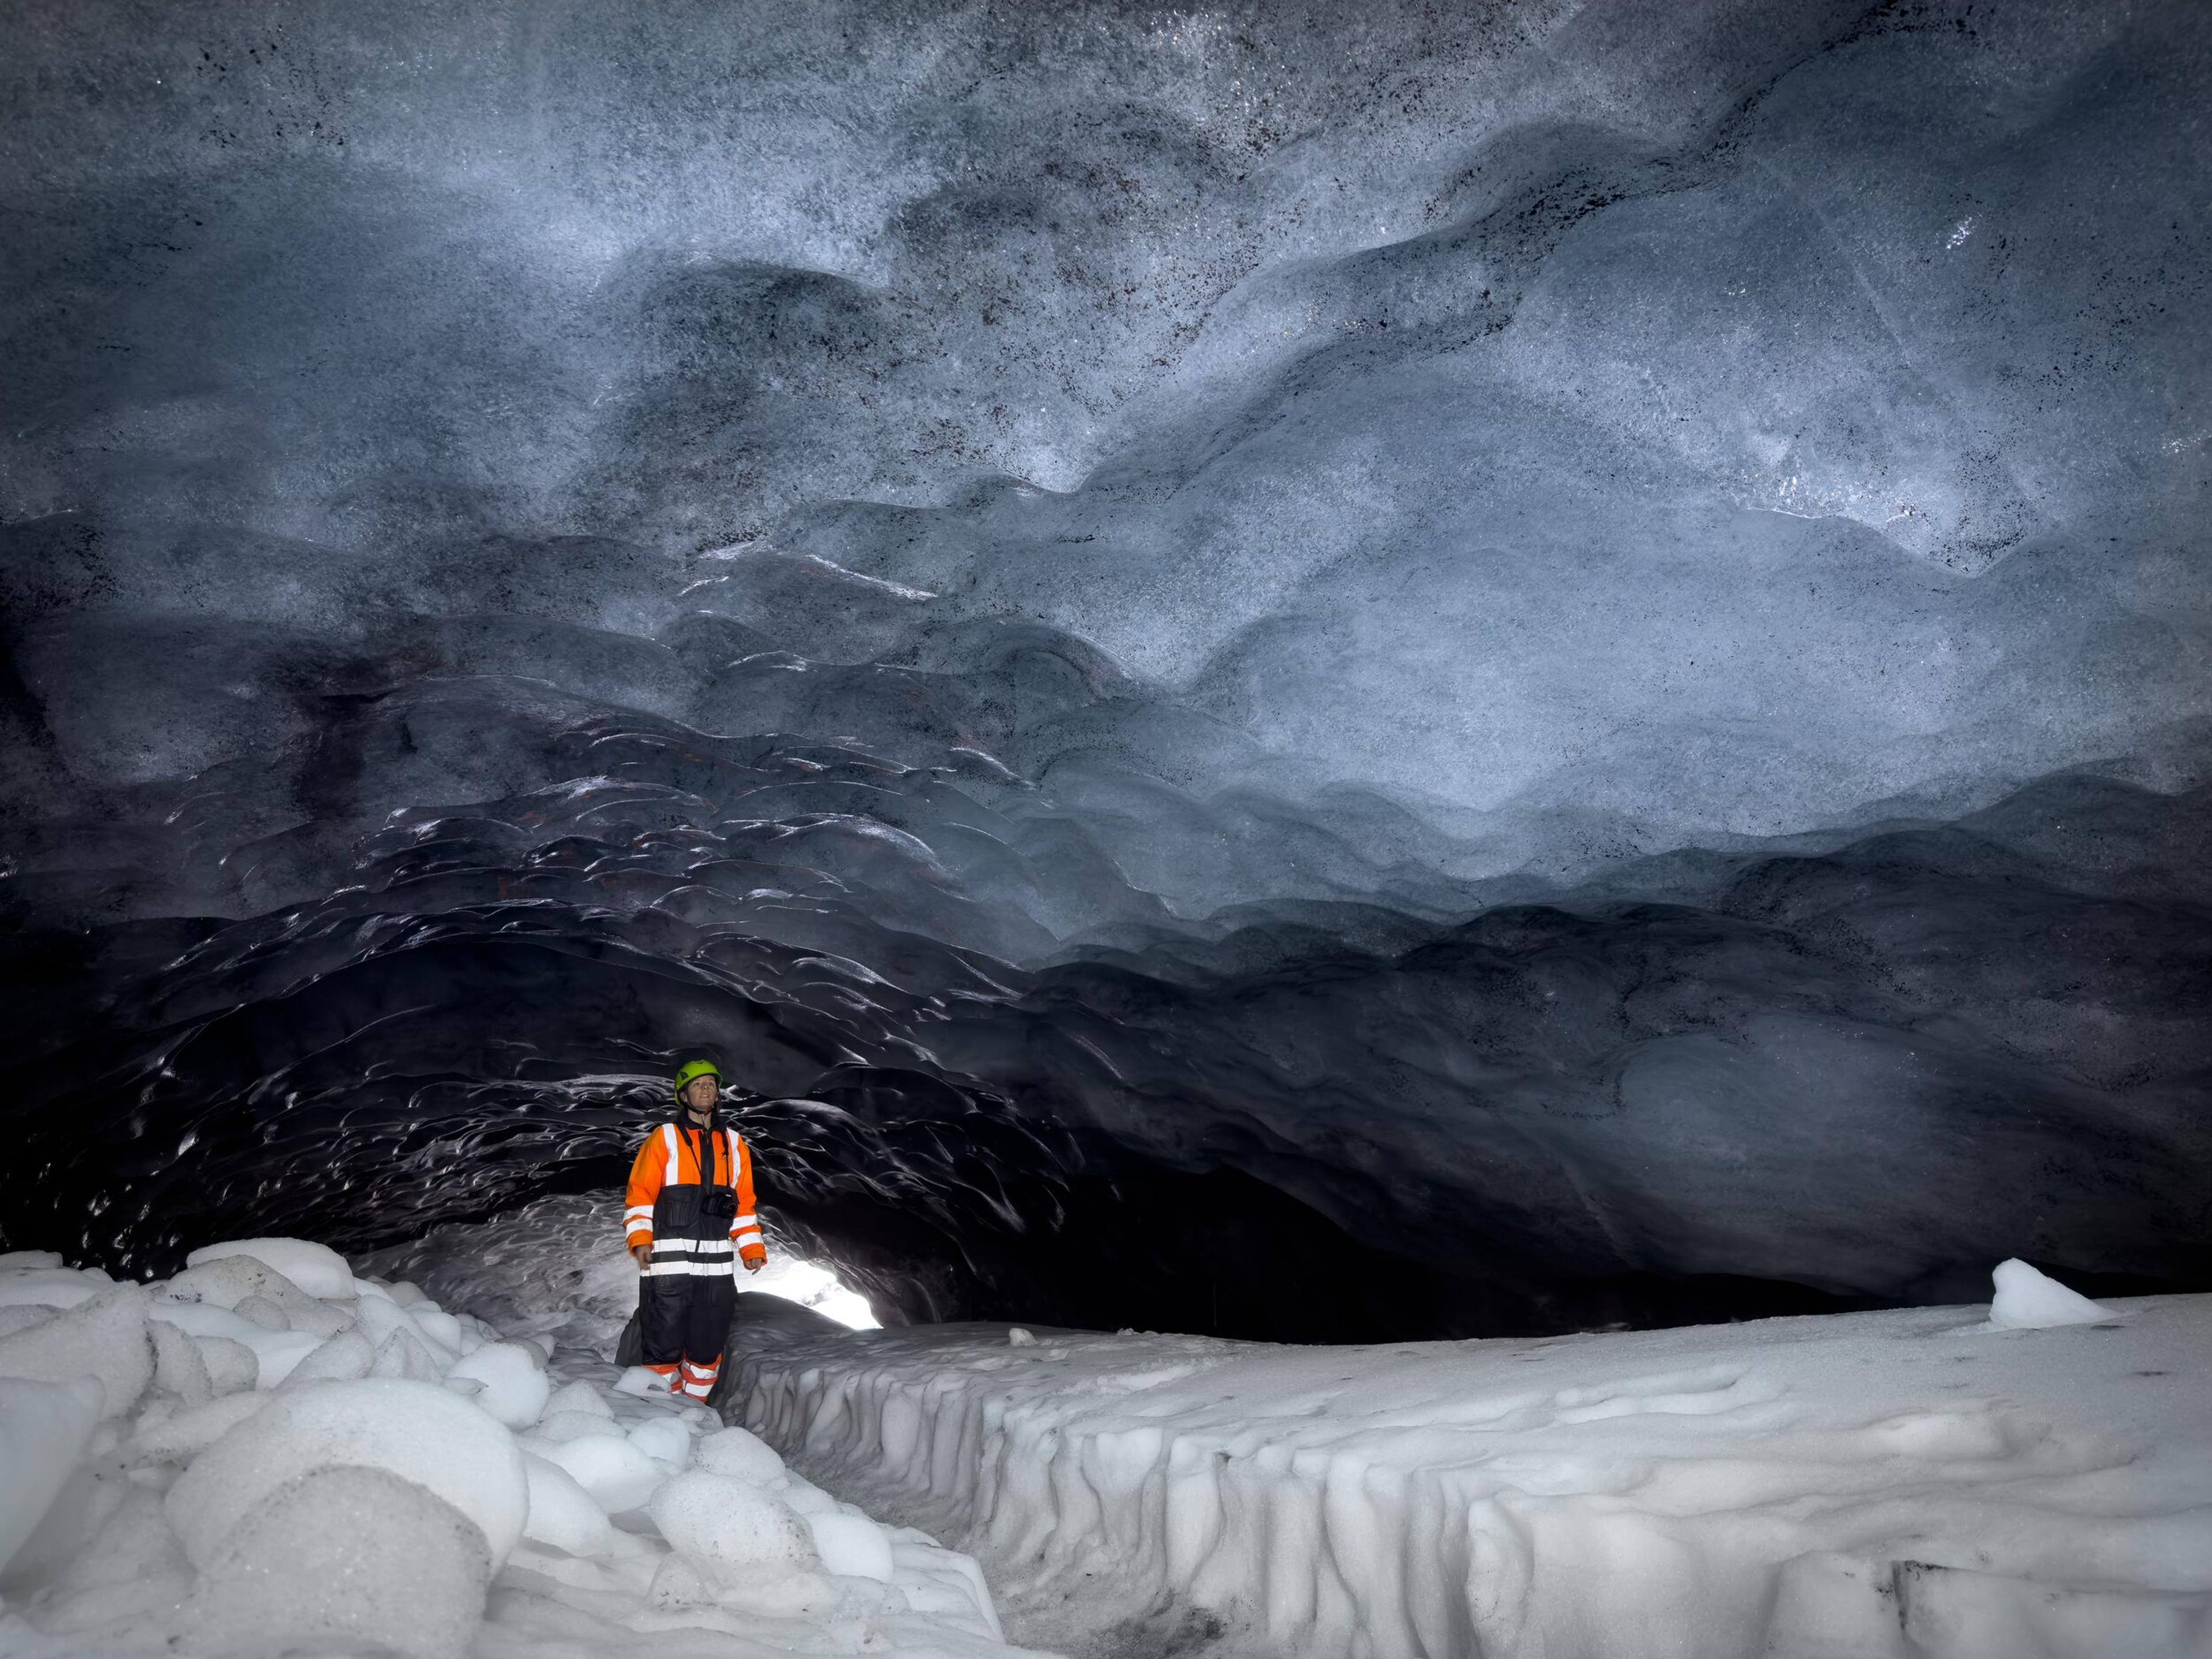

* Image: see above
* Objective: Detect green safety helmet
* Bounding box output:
[672,1058,722,1102]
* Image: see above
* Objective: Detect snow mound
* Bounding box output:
[184,1238,357,1302]
[165,1377,529,1570]
[696,1423,786,1483]
[1988,1257,2117,1329]
[519,1449,618,1558]
[183,1463,490,1659]
[445,1340,550,1428]
[650,1469,820,1588]
[0,1283,153,1418]
[530,1429,668,1515]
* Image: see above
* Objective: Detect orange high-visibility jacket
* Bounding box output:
[624,1123,766,1264]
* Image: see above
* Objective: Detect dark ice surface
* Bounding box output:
[1,0,2206,1336]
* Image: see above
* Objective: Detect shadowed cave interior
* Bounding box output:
[1,0,2207,1343]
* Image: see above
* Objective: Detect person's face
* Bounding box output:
[682,1075,718,1112]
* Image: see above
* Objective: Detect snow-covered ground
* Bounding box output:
[0,1226,1038,1659]
[732,1283,2212,1658]
[6,1200,2207,1659]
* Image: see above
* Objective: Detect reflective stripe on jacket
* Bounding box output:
[624,1122,766,1265]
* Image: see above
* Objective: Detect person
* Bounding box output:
[623,1058,766,1399]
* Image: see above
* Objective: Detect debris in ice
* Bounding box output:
[1987,1256,2118,1329]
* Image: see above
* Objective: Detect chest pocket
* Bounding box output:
[652,1127,734,1238]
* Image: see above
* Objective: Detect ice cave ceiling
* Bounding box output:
[1,0,2206,1339]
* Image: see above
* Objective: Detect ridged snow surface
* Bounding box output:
[0,0,2207,1332]
[732,1290,2212,1659]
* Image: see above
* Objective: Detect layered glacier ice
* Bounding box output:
[0,0,2207,1340]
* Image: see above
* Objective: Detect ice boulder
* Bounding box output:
[544,1378,613,1418]
[120,1391,268,1468]
[278,1329,377,1389]
[183,1463,490,1659]
[161,1255,349,1334]
[147,1317,214,1407]
[193,1336,258,1396]
[520,1450,617,1558]
[650,1469,820,1588]
[806,1509,896,1582]
[370,1325,449,1382]
[1988,1259,2117,1330]
[184,1238,355,1302]
[535,1431,669,1515]
[627,1414,692,1470]
[446,1342,549,1429]
[533,1410,628,1444]
[0,1376,104,1571]
[0,1283,153,1418]
[0,1252,65,1271]
[695,1425,786,1484]
[165,1377,528,1570]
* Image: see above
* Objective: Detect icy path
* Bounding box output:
[0,1224,1052,1659]
[730,1294,2212,1658]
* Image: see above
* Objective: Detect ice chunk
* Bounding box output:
[0,1376,104,1572]
[531,1409,629,1445]
[120,1391,268,1468]
[0,1252,65,1271]
[1007,1327,1037,1347]
[627,1414,691,1470]
[370,1325,449,1381]
[165,1377,528,1570]
[519,1450,616,1558]
[1988,1259,2116,1330]
[148,1298,323,1387]
[184,1238,355,1302]
[695,1425,786,1484]
[277,1328,376,1388]
[192,1336,257,1397]
[543,1378,614,1419]
[182,1463,490,1659]
[0,1284,153,1418]
[147,1317,213,1407]
[445,1341,549,1428]
[534,1431,667,1514]
[649,1469,820,1588]
[806,1509,895,1582]
[385,1281,430,1308]
[232,1294,289,1331]
[410,1305,467,1355]
[613,1364,672,1397]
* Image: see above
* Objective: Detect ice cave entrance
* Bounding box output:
[748,1256,878,1332]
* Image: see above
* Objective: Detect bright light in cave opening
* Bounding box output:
[748,1250,880,1329]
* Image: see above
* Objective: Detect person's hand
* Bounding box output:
[631,1244,652,1270]
[744,1257,763,1274]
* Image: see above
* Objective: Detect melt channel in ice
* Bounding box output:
[0,1234,1033,1659]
